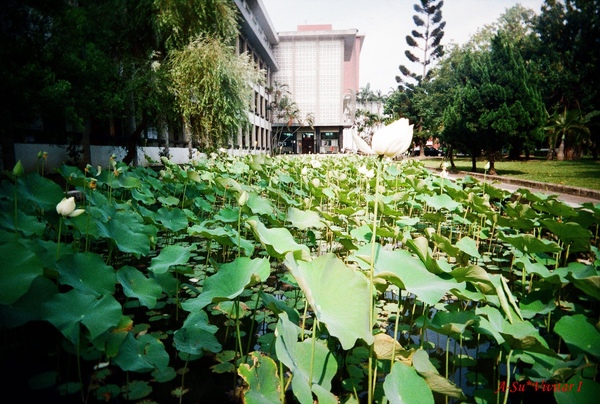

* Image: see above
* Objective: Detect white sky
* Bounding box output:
[261,0,545,93]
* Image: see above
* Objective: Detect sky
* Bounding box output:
[261,0,545,93]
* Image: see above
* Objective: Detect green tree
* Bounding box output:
[0,0,259,167]
[389,0,445,157]
[266,82,313,155]
[397,0,446,83]
[544,108,600,160]
[442,34,544,173]
[533,0,600,158]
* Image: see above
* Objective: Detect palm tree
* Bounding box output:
[544,107,598,160]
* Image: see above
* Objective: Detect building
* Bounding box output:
[233,0,279,153]
[272,25,364,154]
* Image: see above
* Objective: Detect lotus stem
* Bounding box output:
[309,317,319,388]
[503,350,513,404]
[279,361,286,403]
[235,299,244,361]
[301,300,308,340]
[445,336,450,404]
[367,157,383,404]
[391,289,402,364]
[180,354,190,404]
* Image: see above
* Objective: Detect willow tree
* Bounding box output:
[156,0,261,150]
[168,37,261,150]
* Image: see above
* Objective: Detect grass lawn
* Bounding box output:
[419,156,600,191]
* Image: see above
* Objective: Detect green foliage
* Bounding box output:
[0,153,599,402]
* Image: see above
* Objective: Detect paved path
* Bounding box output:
[430,168,600,207]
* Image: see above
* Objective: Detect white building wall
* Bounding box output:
[273,36,345,127]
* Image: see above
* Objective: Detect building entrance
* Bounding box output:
[301,133,314,154]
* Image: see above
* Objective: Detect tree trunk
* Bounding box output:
[122,115,148,166]
[448,145,457,171]
[556,135,565,161]
[182,116,193,159]
[80,118,92,167]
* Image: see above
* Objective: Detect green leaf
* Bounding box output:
[247,192,275,217]
[114,333,170,373]
[157,195,180,206]
[181,257,270,311]
[56,252,116,296]
[96,211,152,257]
[116,266,163,309]
[352,244,461,306]
[149,244,192,274]
[18,173,64,211]
[284,253,374,349]
[555,373,600,404]
[428,310,479,337]
[122,380,152,400]
[45,290,122,343]
[286,207,324,230]
[247,217,310,260]
[567,269,600,301]
[173,311,222,356]
[383,362,434,404]
[554,314,600,358]
[0,241,43,305]
[238,352,281,404]
[422,193,461,212]
[498,232,562,255]
[155,207,188,232]
[275,313,338,404]
[455,237,482,259]
[412,349,466,400]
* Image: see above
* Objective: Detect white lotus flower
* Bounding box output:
[311,178,321,188]
[310,159,322,168]
[358,165,375,179]
[484,162,491,171]
[301,167,308,176]
[352,118,414,158]
[56,197,85,217]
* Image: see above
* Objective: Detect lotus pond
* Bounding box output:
[0,153,599,403]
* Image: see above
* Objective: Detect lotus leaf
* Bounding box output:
[114,333,170,373]
[173,311,222,356]
[149,244,193,274]
[275,313,338,404]
[116,266,163,309]
[247,217,310,260]
[44,289,122,343]
[353,243,461,306]
[238,352,281,404]
[383,361,434,404]
[285,252,373,349]
[0,240,43,305]
[554,314,600,358]
[56,252,116,296]
[182,257,269,312]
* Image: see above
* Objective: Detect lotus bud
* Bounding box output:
[238,190,249,206]
[484,162,490,171]
[12,160,24,178]
[301,167,308,176]
[56,197,84,217]
[311,178,321,188]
